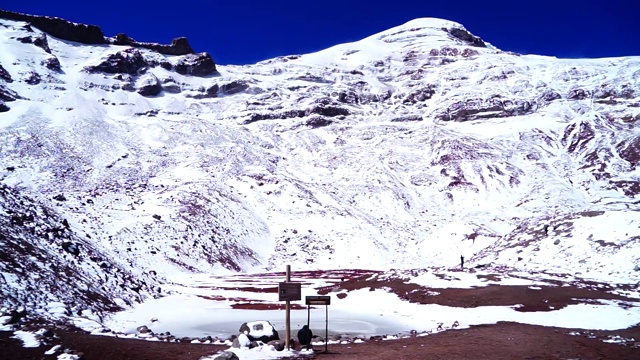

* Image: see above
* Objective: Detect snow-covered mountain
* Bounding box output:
[0,12,639,316]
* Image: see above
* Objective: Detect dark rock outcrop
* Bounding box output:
[174,53,217,77]
[444,27,486,47]
[41,56,61,71]
[0,100,9,112]
[0,85,20,102]
[111,33,194,56]
[0,10,106,44]
[0,64,13,82]
[84,48,150,75]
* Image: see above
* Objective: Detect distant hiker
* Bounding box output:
[297,325,313,350]
[460,255,464,270]
[543,225,549,235]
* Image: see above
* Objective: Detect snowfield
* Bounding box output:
[0,13,639,357]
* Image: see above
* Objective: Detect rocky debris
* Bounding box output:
[23,71,41,85]
[391,114,422,122]
[267,339,286,351]
[17,33,51,53]
[0,64,12,82]
[444,27,486,47]
[0,100,8,112]
[245,104,350,124]
[174,53,217,76]
[192,80,250,99]
[238,321,279,343]
[214,351,240,360]
[84,48,150,75]
[41,56,61,71]
[0,9,106,44]
[403,86,436,104]
[111,33,195,56]
[136,73,162,97]
[436,96,535,122]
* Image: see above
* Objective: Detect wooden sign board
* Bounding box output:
[278,282,301,301]
[305,295,331,305]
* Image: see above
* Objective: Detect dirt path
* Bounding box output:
[2,322,639,360]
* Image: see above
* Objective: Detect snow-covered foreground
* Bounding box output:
[100,270,640,339]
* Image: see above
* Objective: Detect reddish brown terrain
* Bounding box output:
[2,273,638,360]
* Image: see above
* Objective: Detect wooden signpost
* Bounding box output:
[278,265,301,350]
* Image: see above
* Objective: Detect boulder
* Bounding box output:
[238,320,279,343]
[0,100,8,113]
[136,74,162,97]
[174,53,217,76]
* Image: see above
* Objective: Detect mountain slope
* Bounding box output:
[0,15,639,316]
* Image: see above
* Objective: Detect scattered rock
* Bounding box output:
[53,194,67,201]
[231,333,251,348]
[267,339,285,351]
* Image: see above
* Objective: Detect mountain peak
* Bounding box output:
[373,18,486,48]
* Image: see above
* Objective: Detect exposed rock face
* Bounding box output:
[17,33,51,53]
[445,27,487,47]
[0,9,105,44]
[174,53,217,76]
[84,48,150,75]
[0,100,8,112]
[112,33,194,56]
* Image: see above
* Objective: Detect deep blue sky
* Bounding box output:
[2,1,638,65]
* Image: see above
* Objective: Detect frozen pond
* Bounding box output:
[102,270,640,339]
